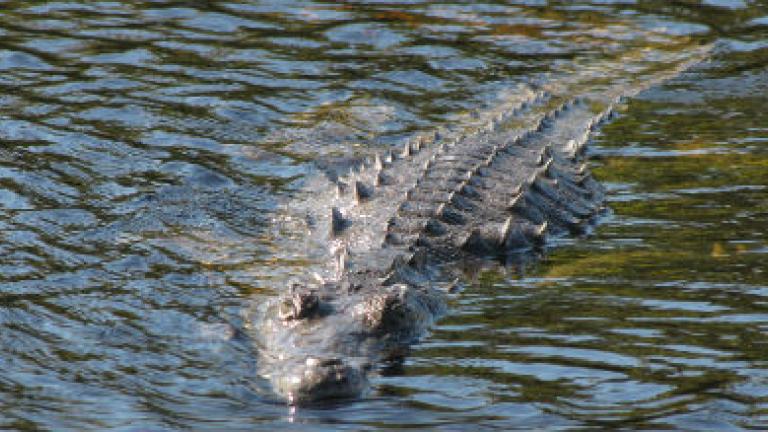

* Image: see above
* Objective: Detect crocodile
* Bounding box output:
[246,46,711,405]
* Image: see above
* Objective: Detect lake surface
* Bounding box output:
[1,1,767,430]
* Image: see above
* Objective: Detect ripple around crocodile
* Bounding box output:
[245,46,712,405]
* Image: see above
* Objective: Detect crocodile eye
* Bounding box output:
[279,292,320,321]
[296,293,320,318]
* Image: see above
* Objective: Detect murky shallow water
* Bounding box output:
[1,1,767,430]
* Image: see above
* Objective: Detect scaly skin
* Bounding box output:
[246,46,711,404]
[249,92,614,404]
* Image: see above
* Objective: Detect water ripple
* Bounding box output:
[1,0,767,430]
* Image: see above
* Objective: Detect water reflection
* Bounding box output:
[1,0,767,430]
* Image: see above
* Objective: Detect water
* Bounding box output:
[0,1,767,430]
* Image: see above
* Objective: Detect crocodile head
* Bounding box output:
[250,282,445,404]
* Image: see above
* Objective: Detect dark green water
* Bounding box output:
[1,1,767,430]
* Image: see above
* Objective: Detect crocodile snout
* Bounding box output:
[275,357,369,405]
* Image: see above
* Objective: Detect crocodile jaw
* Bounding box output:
[252,283,445,404]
